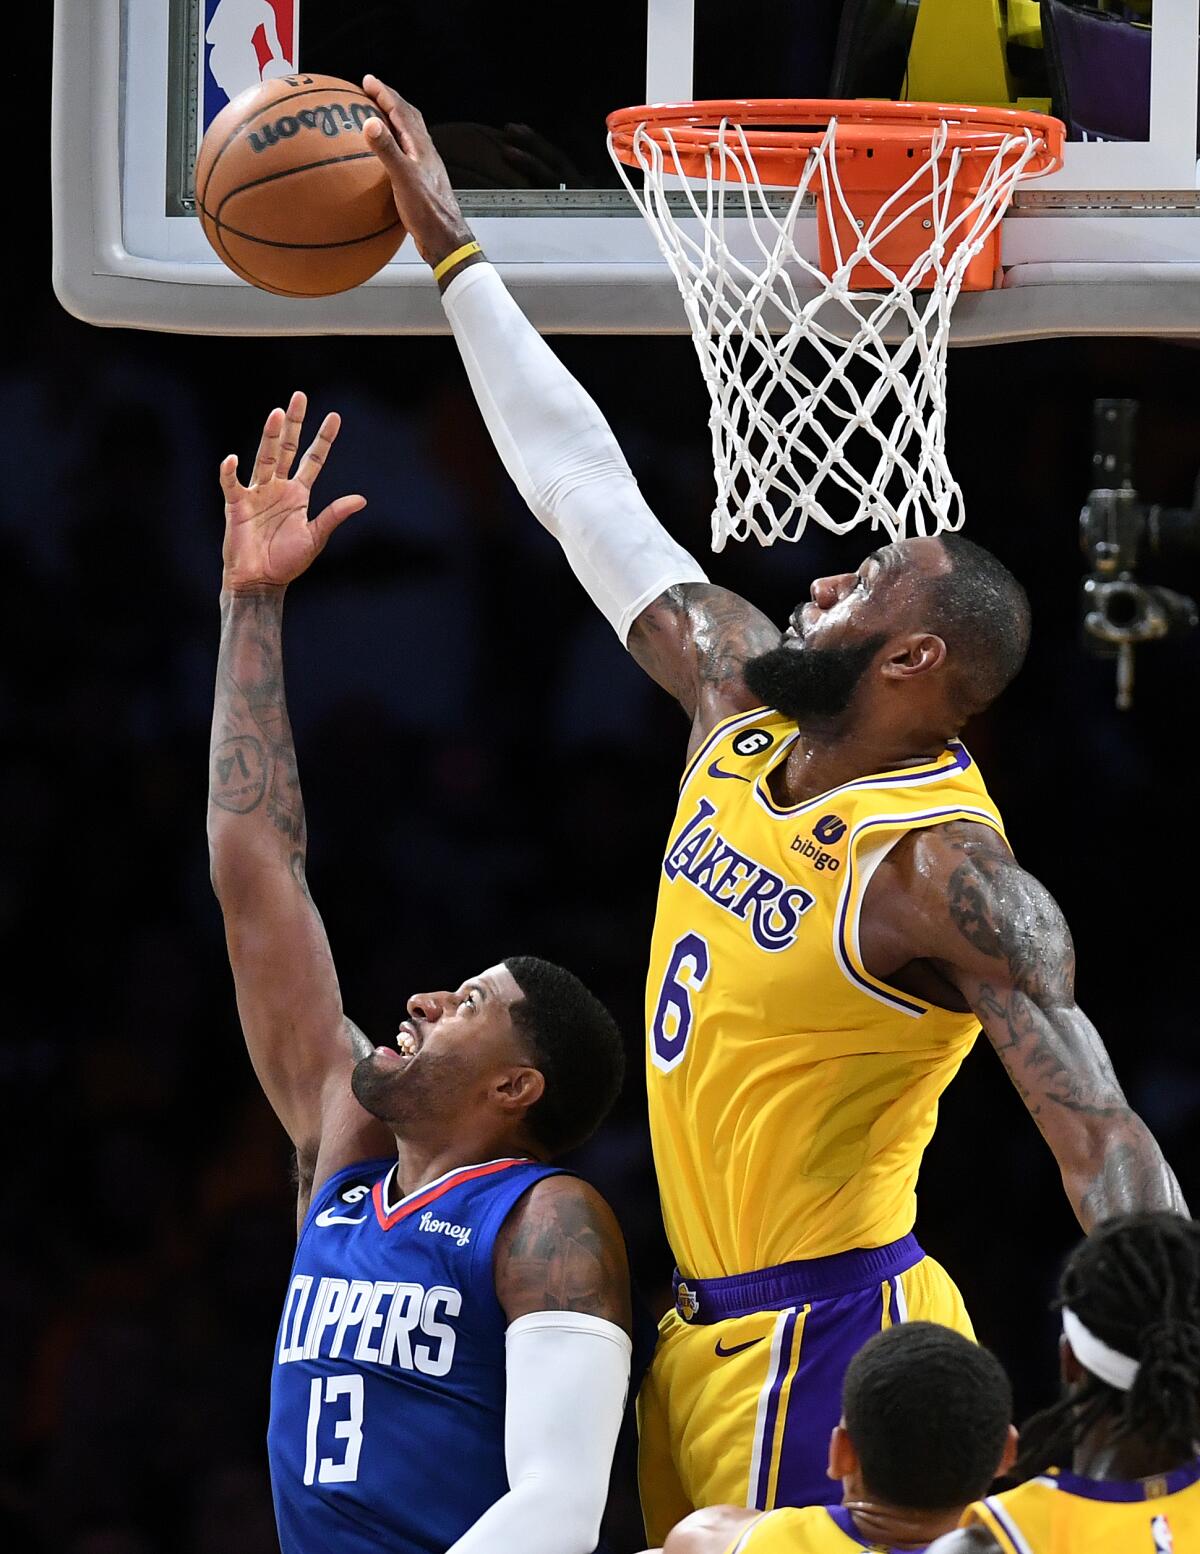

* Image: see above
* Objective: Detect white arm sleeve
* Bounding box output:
[443,1310,633,1554]
[441,262,708,643]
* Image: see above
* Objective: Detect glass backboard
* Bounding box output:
[53,0,1200,339]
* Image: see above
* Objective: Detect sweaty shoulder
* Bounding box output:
[628,583,781,741]
[855,817,1003,973]
[892,820,1070,975]
[863,817,1013,942]
[492,1173,632,1333]
[860,816,1077,1015]
[880,818,1012,906]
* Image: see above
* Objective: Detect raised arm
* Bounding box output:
[360,77,781,749]
[627,583,782,744]
[208,394,391,1224]
[874,821,1186,1228]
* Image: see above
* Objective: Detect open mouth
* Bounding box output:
[372,1020,421,1065]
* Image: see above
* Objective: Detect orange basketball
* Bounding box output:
[195,74,406,297]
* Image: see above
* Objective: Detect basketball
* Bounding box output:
[195,74,406,297]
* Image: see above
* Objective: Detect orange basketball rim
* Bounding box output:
[607,99,1065,291]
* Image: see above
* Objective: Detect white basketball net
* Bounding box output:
[608,115,1044,551]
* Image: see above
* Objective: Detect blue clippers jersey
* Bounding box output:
[268,1154,560,1554]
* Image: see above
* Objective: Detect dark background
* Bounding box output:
[8,4,1200,1551]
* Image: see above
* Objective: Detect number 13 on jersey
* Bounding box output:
[304,1374,363,1485]
[651,932,711,1073]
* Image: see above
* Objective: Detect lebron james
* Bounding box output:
[360,78,1188,1544]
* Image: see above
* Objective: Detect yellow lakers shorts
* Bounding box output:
[637,1235,973,1545]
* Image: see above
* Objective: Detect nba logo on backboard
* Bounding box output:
[201,0,299,134]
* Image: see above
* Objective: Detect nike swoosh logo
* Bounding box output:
[314,1208,368,1227]
[714,1336,764,1357]
[707,760,750,782]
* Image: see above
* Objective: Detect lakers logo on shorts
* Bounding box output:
[677,1282,700,1321]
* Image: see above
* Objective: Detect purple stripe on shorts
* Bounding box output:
[754,1308,800,1508]
[771,1285,891,1509]
[673,1234,921,1323]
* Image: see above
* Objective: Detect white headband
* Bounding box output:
[1062,1307,1140,1392]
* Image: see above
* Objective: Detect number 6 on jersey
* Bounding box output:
[651,933,711,1073]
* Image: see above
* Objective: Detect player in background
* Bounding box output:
[930,1211,1200,1554]
[648,1323,1015,1554]
[208,393,633,1554]
[360,81,1186,1541]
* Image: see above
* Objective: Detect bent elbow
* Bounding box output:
[1067,1108,1185,1225]
[558,1510,606,1554]
[207,826,244,905]
[519,1484,606,1554]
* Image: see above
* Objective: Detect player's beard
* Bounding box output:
[350,1044,471,1133]
[742,633,887,723]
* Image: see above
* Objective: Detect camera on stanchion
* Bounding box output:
[1079,399,1199,710]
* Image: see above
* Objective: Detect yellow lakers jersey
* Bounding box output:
[965,1459,1200,1553]
[725,1504,920,1552]
[645,707,1006,1278]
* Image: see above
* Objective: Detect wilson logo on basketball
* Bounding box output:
[247,101,382,155]
[194,73,406,296]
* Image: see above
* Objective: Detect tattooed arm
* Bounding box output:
[208,394,391,1224]
[427,1176,633,1554]
[357,85,781,757]
[493,1173,632,1330]
[628,584,783,753]
[868,821,1186,1229]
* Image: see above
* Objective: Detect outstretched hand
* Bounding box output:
[219,392,365,593]
[360,75,474,267]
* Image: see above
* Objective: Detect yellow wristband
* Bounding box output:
[433,241,483,283]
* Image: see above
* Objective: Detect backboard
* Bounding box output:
[53,0,1200,340]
